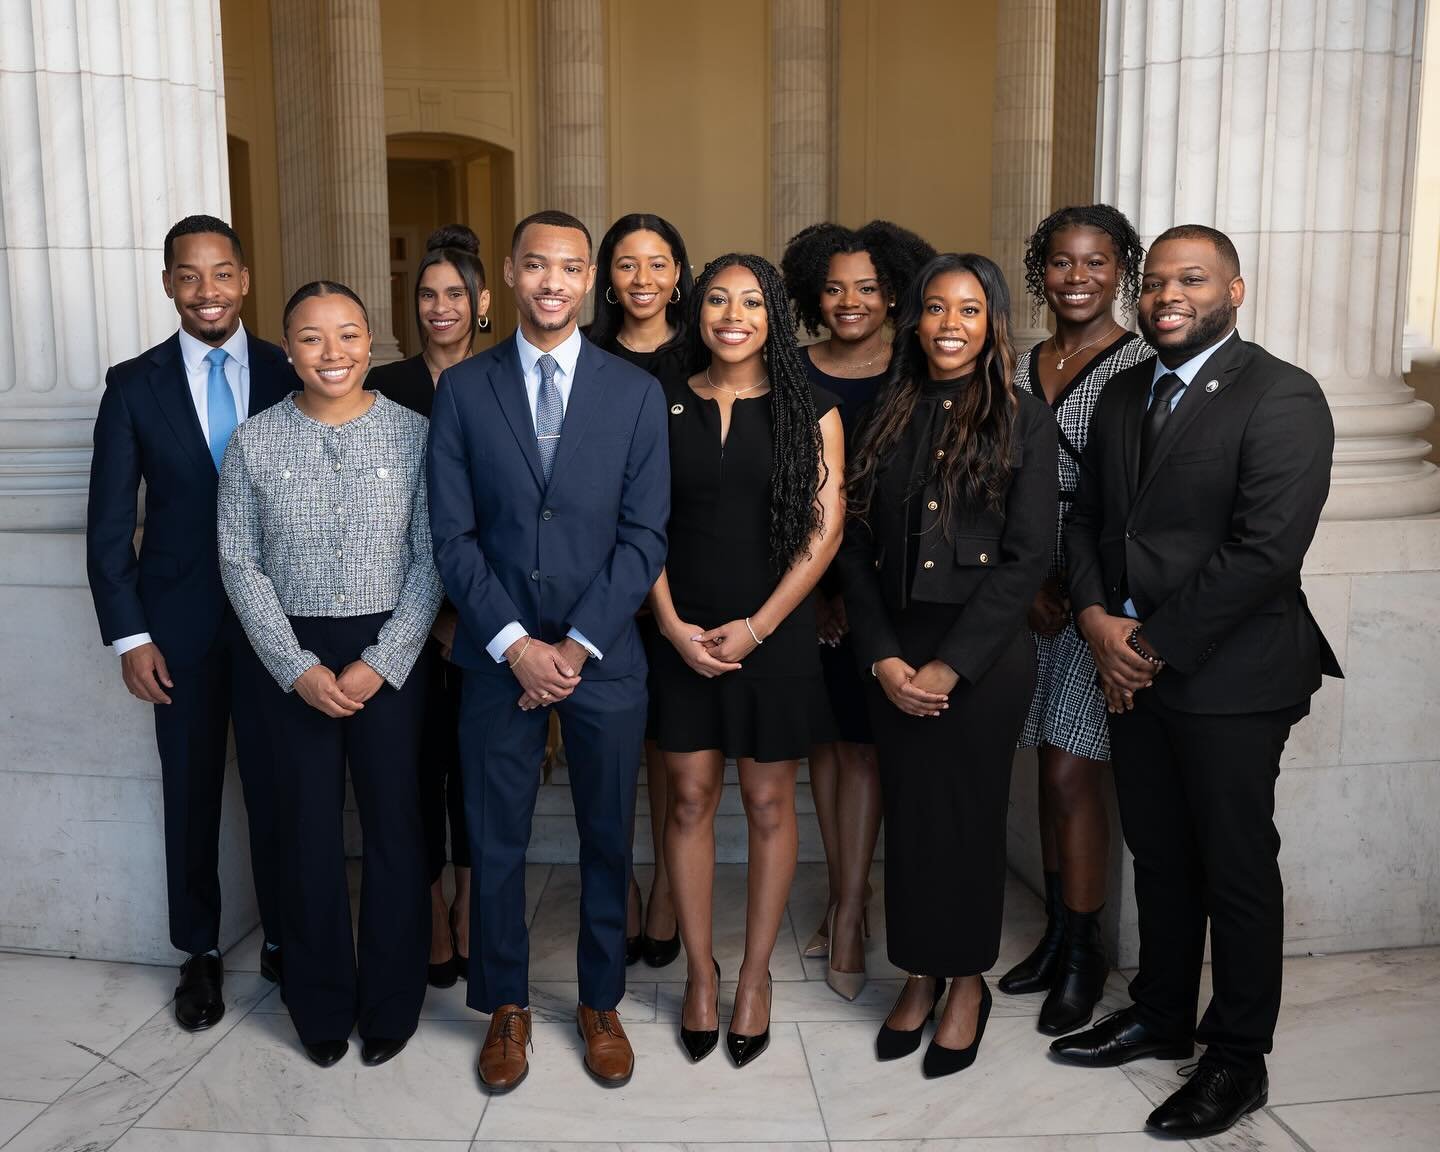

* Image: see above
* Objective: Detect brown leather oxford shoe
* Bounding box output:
[577,1004,634,1087]
[477,1004,531,1092]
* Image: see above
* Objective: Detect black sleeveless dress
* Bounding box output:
[651,377,839,761]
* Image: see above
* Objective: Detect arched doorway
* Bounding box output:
[386,133,517,356]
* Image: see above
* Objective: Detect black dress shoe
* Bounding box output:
[679,958,721,1062]
[726,972,772,1068]
[428,954,460,989]
[259,944,283,985]
[304,1039,349,1067]
[998,871,1064,995]
[1049,1006,1193,1067]
[1146,1061,1268,1138]
[876,976,947,1061]
[1037,905,1109,1036]
[922,978,991,1078]
[361,1036,409,1066]
[174,953,225,1032]
[642,930,681,968]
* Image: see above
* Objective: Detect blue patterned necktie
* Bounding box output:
[535,352,563,482]
[205,347,239,472]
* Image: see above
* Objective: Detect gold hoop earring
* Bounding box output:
[605,286,619,305]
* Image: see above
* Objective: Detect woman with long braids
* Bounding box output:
[837,253,1056,1078]
[999,205,1153,1034]
[780,219,934,1000]
[651,253,845,1067]
[587,213,695,970]
[367,224,491,989]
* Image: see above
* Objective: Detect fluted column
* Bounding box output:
[271,0,399,361]
[991,0,1056,350]
[769,0,832,262]
[0,0,228,530]
[1098,0,1440,520]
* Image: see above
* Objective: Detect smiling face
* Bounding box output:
[418,259,489,352]
[163,232,250,345]
[699,263,768,366]
[504,223,595,343]
[610,229,680,323]
[1138,237,1244,364]
[820,249,889,344]
[917,269,988,379]
[1043,225,1119,326]
[282,292,373,402]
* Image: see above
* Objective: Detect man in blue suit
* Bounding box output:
[428,210,669,1091]
[86,215,294,1030]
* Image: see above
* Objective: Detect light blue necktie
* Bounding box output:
[535,353,563,482]
[205,347,239,472]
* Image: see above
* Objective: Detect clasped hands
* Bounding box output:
[1075,605,1161,713]
[873,657,956,717]
[664,616,762,678]
[506,635,589,710]
[293,660,384,717]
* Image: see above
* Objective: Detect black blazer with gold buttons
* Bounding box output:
[837,386,1058,685]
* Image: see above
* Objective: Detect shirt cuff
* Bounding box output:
[114,632,153,656]
[567,627,602,661]
[1121,598,1139,620]
[487,621,528,664]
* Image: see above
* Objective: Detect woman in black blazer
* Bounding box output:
[837,253,1057,1078]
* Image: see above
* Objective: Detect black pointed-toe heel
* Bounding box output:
[428,952,460,989]
[642,929,681,968]
[679,958,721,1062]
[304,1039,349,1067]
[876,975,947,1061]
[726,972,772,1068]
[922,978,992,1078]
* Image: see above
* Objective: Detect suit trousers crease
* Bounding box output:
[460,667,644,1014]
[1109,692,1301,1071]
[268,614,429,1045]
[154,621,282,955]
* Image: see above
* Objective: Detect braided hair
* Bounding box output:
[688,253,827,574]
[781,219,937,337]
[1021,204,1145,323]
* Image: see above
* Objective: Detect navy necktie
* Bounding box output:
[535,353,563,482]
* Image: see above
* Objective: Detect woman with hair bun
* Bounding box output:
[367,224,491,990]
[780,219,935,1001]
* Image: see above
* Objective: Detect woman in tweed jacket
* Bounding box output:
[218,280,442,1070]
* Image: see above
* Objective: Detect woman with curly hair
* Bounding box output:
[650,253,845,1067]
[780,219,934,1000]
[998,205,1153,1038]
[837,253,1056,1077]
[587,213,696,971]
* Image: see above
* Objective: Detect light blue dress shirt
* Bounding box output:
[486,325,603,664]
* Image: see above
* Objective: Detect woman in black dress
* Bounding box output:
[838,253,1056,1078]
[651,254,845,1067]
[367,224,491,988]
[780,220,935,1000]
[588,213,695,969]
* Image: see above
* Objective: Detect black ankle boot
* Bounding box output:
[1037,904,1109,1036]
[998,871,1064,995]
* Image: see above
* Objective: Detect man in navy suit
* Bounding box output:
[428,210,669,1090]
[86,215,294,1030]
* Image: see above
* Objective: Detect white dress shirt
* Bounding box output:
[113,324,254,656]
[485,325,602,664]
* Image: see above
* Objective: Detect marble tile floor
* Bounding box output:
[1,862,1437,1152]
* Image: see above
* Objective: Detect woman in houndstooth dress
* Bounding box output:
[1000,206,1154,1037]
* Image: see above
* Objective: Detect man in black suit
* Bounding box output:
[86,215,295,1030]
[1055,225,1341,1137]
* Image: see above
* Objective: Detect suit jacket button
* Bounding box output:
[979,553,989,564]
[927,500,938,511]
[923,560,935,569]
[530,569,540,581]
[1126,529,1136,539]
[542,509,553,520]
[935,449,945,459]
[942,399,953,410]
[873,559,880,569]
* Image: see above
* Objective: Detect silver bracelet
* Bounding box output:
[745,617,764,645]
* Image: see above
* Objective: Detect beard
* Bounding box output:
[520,296,579,331]
[1141,300,1235,359]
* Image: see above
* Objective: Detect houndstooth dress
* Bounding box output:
[1017,332,1153,761]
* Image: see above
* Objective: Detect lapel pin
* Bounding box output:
[1205,379,1219,393]
[670,403,684,415]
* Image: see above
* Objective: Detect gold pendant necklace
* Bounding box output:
[1053,323,1119,371]
[703,367,768,397]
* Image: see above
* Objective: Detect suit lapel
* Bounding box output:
[1135,334,1247,502]
[245,333,290,415]
[547,338,607,489]
[146,334,213,475]
[1121,370,1149,500]
[490,337,547,491]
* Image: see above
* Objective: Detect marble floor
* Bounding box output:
[2,862,1437,1152]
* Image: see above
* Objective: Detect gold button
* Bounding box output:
[923,560,935,569]
[979,553,990,564]
[942,399,953,410]
[927,500,938,511]
[935,449,945,459]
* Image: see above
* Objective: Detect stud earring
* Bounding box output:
[286,356,293,363]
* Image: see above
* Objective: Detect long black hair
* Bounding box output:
[1022,204,1145,323]
[282,279,369,332]
[415,223,487,355]
[688,253,827,573]
[847,253,1017,526]
[781,219,936,337]
[588,213,694,352]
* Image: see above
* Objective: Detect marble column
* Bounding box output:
[990,0,1056,350]
[270,0,400,361]
[1098,0,1440,520]
[537,0,607,322]
[770,0,832,262]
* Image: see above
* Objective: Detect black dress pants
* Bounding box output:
[419,640,469,883]
[268,614,429,1045]
[1109,691,1306,1073]
[153,612,281,955]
